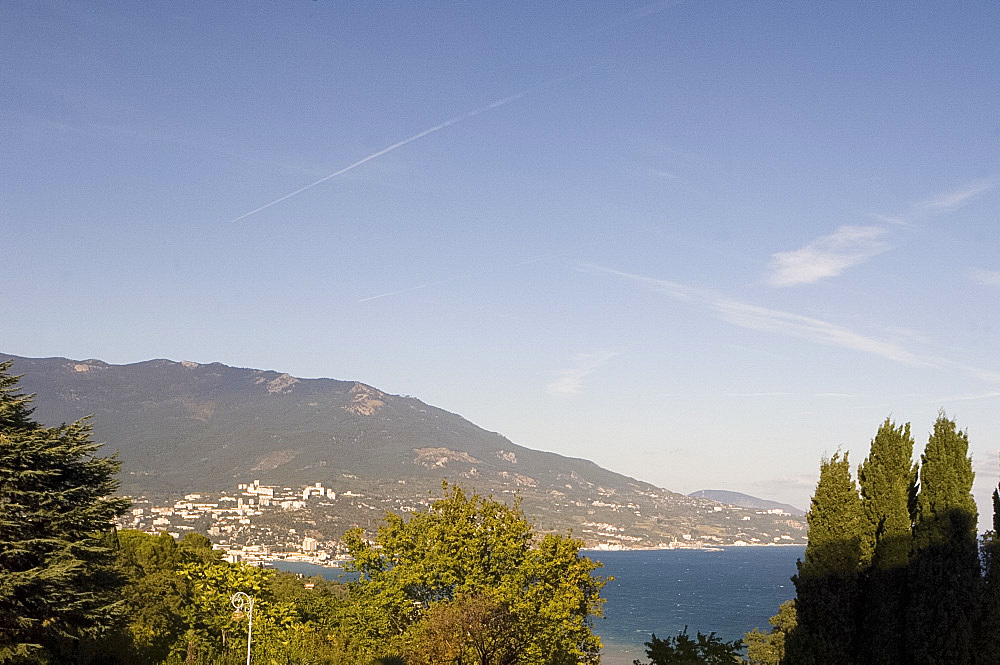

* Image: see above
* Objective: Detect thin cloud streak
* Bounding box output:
[227,72,586,224]
[711,298,924,365]
[584,264,927,366]
[921,180,995,212]
[879,178,996,227]
[227,91,529,224]
[936,391,1000,402]
[547,351,620,396]
[767,225,890,286]
[589,264,1000,384]
[357,284,430,303]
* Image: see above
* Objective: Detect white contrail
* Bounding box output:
[228,88,539,224]
[357,284,431,303]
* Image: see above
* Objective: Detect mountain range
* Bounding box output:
[1,353,806,547]
[688,490,804,516]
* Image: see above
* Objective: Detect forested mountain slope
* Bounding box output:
[1,353,806,546]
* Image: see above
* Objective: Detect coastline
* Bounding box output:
[243,540,807,569]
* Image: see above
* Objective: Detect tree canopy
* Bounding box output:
[786,451,863,665]
[635,627,742,665]
[777,414,998,665]
[744,600,795,665]
[907,412,979,665]
[343,482,607,665]
[0,360,129,663]
[856,418,916,665]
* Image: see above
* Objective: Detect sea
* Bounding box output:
[271,545,803,665]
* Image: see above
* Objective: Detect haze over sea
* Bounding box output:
[273,546,803,664]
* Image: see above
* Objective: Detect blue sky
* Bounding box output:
[3,1,999,514]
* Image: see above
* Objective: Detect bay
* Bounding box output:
[270,545,802,664]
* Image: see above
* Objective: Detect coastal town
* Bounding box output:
[118,478,807,566]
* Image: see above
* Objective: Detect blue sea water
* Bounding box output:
[271,545,802,665]
[589,547,802,664]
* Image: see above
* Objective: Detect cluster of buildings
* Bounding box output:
[118,477,806,558]
[119,479,359,567]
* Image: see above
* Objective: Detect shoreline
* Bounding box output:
[259,542,806,571]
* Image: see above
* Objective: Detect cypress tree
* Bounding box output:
[907,413,978,665]
[785,452,864,665]
[978,475,1000,664]
[856,418,917,665]
[0,361,130,662]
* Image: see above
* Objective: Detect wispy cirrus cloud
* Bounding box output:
[767,225,890,287]
[547,351,620,396]
[919,179,995,214]
[584,264,929,366]
[935,390,1000,402]
[873,178,996,227]
[969,269,1000,288]
[768,179,996,287]
[589,264,1000,384]
[710,297,924,365]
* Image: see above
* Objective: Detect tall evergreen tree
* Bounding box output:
[785,452,864,665]
[977,473,1000,665]
[0,361,129,662]
[907,413,979,665]
[856,418,917,665]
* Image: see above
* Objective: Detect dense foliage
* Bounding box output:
[633,627,742,665]
[855,419,916,665]
[907,413,979,665]
[0,361,129,663]
[767,413,997,665]
[979,481,1000,663]
[785,452,863,665]
[107,530,352,665]
[743,600,795,665]
[6,499,608,665]
[344,482,607,664]
[5,496,606,665]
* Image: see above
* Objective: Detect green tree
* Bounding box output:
[978,476,1000,665]
[112,529,351,665]
[114,530,190,664]
[907,413,978,665]
[343,482,607,664]
[856,418,917,665]
[407,592,523,665]
[634,627,742,665]
[743,599,795,665]
[176,555,296,663]
[0,361,129,663]
[785,452,863,665]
